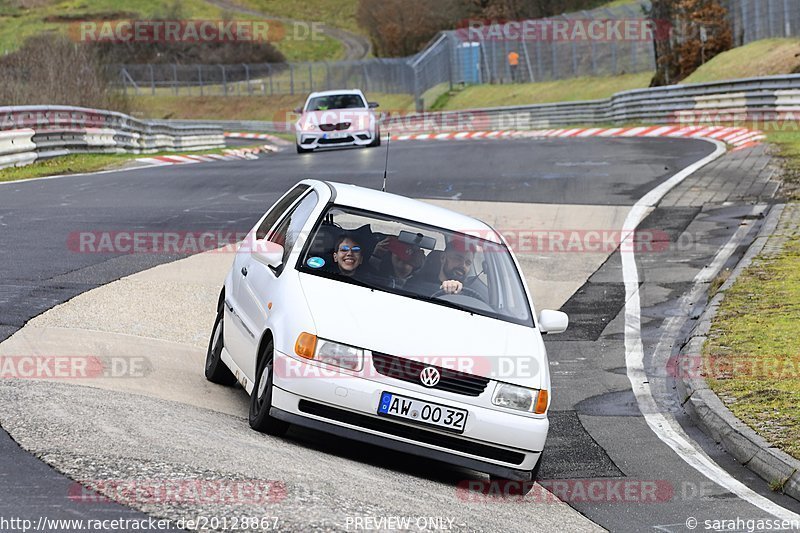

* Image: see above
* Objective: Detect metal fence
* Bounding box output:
[115,0,800,106]
[167,74,800,134]
[116,2,655,107]
[726,0,800,44]
[118,58,415,98]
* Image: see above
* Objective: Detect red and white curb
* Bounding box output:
[135,144,278,167]
[224,132,292,146]
[390,126,765,151]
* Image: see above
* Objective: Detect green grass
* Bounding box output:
[0,0,342,61]
[703,226,800,460]
[131,91,415,121]
[0,143,264,182]
[598,0,641,7]
[765,129,800,200]
[0,153,132,181]
[683,38,800,84]
[237,0,363,36]
[703,128,800,462]
[436,72,654,110]
[0,0,219,53]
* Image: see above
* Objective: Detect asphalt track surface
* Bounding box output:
[1,138,799,531]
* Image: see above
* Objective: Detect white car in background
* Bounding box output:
[294,89,381,153]
[205,180,568,492]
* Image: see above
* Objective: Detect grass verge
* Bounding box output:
[0,0,342,62]
[436,72,654,110]
[131,92,415,121]
[683,38,800,84]
[0,143,265,182]
[703,131,800,462]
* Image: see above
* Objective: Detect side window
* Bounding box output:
[268,191,319,264]
[256,185,309,239]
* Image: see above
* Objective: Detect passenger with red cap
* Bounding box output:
[370,236,425,289]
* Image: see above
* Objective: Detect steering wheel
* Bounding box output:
[430,286,486,301]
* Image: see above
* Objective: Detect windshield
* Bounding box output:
[298,205,534,327]
[306,94,366,111]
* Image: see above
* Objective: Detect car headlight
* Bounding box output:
[295,333,363,371]
[316,339,363,371]
[492,383,548,414]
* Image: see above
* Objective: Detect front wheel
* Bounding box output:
[205,303,237,386]
[249,340,290,436]
[368,128,381,147]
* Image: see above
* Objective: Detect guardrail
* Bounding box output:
[163,75,800,137]
[0,106,224,170]
[414,74,800,130]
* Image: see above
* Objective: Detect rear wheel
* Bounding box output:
[205,302,237,386]
[249,340,290,436]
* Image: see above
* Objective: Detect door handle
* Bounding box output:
[241,266,248,277]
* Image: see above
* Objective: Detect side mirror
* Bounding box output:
[252,241,285,268]
[538,310,568,334]
[293,107,303,114]
[368,102,379,108]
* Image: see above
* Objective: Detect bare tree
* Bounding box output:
[0,34,129,111]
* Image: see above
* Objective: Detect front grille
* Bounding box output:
[298,400,525,464]
[319,122,351,132]
[372,352,490,397]
[318,136,354,144]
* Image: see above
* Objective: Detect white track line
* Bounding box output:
[621,139,800,521]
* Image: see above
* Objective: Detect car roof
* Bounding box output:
[306,89,365,98]
[309,180,501,244]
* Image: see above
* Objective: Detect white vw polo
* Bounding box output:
[205,180,568,490]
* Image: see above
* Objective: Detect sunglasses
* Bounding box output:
[338,245,361,253]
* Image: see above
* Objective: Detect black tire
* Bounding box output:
[489,452,543,497]
[205,303,237,386]
[296,144,312,154]
[249,340,290,436]
[368,130,381,147]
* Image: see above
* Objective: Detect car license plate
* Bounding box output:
[323,131,348,139]
[377,392,467,433]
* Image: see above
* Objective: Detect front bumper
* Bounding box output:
[271,350,546,479]
[296,130,375,149]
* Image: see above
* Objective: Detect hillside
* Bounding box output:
[0,0,343,61]
[682,38,800,83]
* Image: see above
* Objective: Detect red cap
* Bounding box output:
[388,238,425,269]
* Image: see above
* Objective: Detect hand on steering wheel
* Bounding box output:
[430,285,485,301]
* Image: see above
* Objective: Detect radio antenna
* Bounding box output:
[381,132,390,192]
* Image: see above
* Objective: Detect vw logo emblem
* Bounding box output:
[419,366,440,387]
